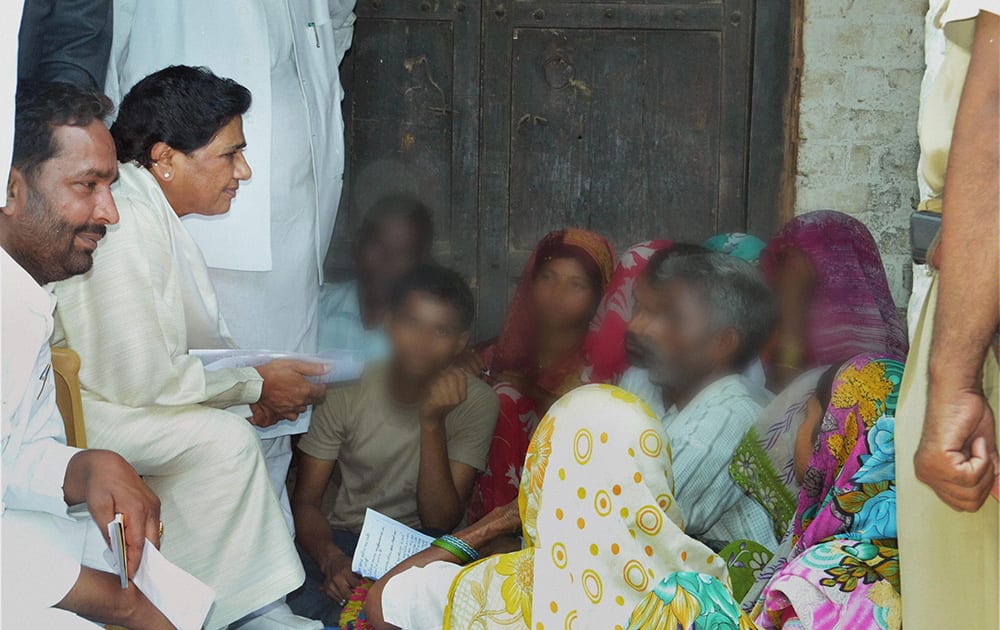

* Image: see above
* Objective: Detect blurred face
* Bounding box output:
[531,257,599,331]
[358,216,426,299]
[625,273,657,366]
[386,292,470,381]
[794,395,825,483]
[2,120,120,284]
[641,278,734,392]
[774,247,816,335]
[154,116,251,217]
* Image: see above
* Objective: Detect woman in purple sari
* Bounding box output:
[760,210,908,392]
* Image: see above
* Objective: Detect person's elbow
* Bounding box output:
[420,506,463,533]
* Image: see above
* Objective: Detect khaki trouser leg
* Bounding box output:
[897,276,1000,629]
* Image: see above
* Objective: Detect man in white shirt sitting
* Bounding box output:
[623,251,777,550]
[1,81,170,628]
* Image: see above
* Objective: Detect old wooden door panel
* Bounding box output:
[326,3,480,287]
[508,28,723,256]
[477,0,754,338]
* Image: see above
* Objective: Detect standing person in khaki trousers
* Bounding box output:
[898,2,1000,628]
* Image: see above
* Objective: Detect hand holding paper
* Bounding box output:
[255,359,329,420]
[191,348,366,385]
[64,449,161,578]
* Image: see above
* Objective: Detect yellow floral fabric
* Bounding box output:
[445,384,729,629]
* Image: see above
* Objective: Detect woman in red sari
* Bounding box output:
[463,229,615,521]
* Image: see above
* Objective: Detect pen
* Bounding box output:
[307,21,320,48]
[36,363,50,399]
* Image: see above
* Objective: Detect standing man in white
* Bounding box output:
[105,0,356,524]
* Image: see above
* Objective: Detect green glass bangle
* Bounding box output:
[443,534,480,562]
[431,537,472,564]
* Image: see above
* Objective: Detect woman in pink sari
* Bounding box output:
[760,210,908,392]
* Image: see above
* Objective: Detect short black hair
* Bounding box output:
[643,242,710,280]
[110,65,251,167]
[656,252,777,369]
[356,194,434,256]
[12,80,114,181]
[390,264,475,330]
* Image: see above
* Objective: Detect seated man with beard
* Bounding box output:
[626,252,777,550]
[2,81,180,629]
[620,243,769,418]
[619,243,707,418]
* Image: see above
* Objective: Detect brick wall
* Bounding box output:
[795,0,928,307]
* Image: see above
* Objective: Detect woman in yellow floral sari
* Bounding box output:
[364,384,734,629]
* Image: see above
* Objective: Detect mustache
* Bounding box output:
[75,224,107,238]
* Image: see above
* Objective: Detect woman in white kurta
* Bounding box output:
[52,66,327,629]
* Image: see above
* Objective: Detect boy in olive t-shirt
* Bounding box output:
[289,265,499,624]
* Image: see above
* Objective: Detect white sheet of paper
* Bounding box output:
[100,538,214,630]
[191,348,365,385]
[351,509,435,580]
[192,348,364,438]
[134,540,215,630]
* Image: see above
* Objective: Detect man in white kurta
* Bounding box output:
[105,0,357,521]
[3,247,114,630]
[52,162,307,629]
[1,76,194,628]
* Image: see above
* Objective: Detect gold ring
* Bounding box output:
[158,521,164,537]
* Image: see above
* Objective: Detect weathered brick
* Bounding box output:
[796,0,926,307]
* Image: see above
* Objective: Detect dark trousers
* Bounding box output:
[287,529,360,628]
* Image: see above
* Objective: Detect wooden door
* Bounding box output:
[478,0,756,336]
[327,1,481,285]
[331,1,794,340]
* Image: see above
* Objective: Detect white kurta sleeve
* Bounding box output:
[1,317,80,516]
[2,422,80,517]
[381,561,463,630]
[328,0,356,67]
[53,190,263,411]
[1,509,89,617]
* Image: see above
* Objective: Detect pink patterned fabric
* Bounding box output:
[582,239,672,384]
[755,354,904,630]
[760,211,908,369]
